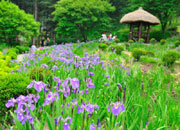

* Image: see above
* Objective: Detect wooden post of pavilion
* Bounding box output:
[138,22,142,40]
[146,25,150,43]
[129,24,133,40]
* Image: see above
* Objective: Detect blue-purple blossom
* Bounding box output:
[108,101,125,116]
[41,64,49,69]
[90,123,100,130]
[43,92,59,106]
[52,65,58,71]
[6,94,39,125]
[27,81,46,92]
[70,78,79,89]
[57,116,72,130]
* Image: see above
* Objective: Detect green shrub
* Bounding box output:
[174,40,180,47]
[115,38,120,43]
[162,50,180,66]
[16,46,29,54]
[48,40,54,46]
[140,56,159,63]
[115,45,124,55]
[27,67,52,81]
[150,38,156,44]
[123,42,130,49]
[150,31,171,41]
[128,40,134,43]
[99,43,108,51]
[160,39,166,45]
[117,28,129,42]
[39,57,54,68]
[0,74,31,123]
[132,48,146,60]
[139,38,145,43]
[145,51,155,57]
[6,49,18,59]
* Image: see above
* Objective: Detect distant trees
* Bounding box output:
[0,0,40,46]
[53,0,115,42]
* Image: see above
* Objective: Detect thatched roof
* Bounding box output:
[120,7,160,25]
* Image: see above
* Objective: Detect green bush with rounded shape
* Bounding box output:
[6,51,17,59]
[115,38,120,43]
[115,45,124,55]
[132,48,146,61]
[123,42,130,49]
[128,40,134,43]
[174,40,180,47]
[162,50,180,66]
[150,38,156,44]
[27,67,53,82]
[0,74,31,123]
[140,56,159,63]
[99,43,108,51]
[145,51,155,57]
[139,38,145,43]
[160,39,166,45]
[16,46,29,54]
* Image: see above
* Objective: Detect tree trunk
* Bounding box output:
[33,0,38,46]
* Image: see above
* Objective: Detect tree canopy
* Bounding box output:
[53,0,115,42]
[128,0,179,32]
[0,0,40,45]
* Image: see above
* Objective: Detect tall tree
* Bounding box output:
[54,0,115,42]
[0,0,40,46]
[129,0,179,32]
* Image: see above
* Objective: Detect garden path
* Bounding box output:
[17,54,29,62]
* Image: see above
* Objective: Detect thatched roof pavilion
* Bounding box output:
[120,7,160,43]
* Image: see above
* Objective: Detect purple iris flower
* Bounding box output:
[87,82,95,88]
[27,81,46,93]
[53,77,61,86]
[59,87,70,97]
[85,89,89,94]
[43,92,59,106]
[6,98,16,108]
[6,94,38,125]
[41,64,49,69]
[52,65,59,71]
[90,123,100,130]
[62,79,69,87]
[89,72,94,76]
[70,78,79,89]
[57,116,72,130]
[85,103,99,114]
[63,123,70,130]
[108,102,125,116]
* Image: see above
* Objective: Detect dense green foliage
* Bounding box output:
[0,74,31,123]
[54,0,115,42]
[132,48,146,60]
[99,43,108,51]
[162,50,180,66]
[0,0,40,46]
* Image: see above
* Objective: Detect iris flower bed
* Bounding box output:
[2,43,180,130]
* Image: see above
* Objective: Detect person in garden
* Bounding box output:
[108,33,112,40]
[101,33,108,42]
[31,43,36,51]
[112,35,117,41]
[46,37,50,46]
[41,37,45,47]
